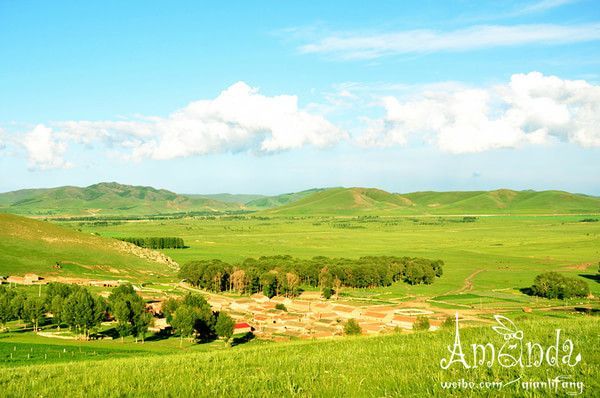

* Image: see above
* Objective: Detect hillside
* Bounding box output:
[0,317,597,396]
[0,182,240,216]
[244,188,326,209]
[263,187,600,215]
[0,213,176,281]
[186,193,266,204]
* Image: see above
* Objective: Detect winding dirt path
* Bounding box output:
[452,269,485,294]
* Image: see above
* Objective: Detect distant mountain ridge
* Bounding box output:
[1,183,598,216]
[0,182,240,216]
[262,187,600,215]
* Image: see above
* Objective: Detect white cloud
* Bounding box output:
[51,81,346,161]
[299,23,600,60]
[359,72,600,153]
[22,124,72,170]
[517,0,579,15]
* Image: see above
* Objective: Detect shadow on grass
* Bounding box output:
[519,287,534,296]
[145,328,172,342]
[231,332,255,347]
[579,274,600,284]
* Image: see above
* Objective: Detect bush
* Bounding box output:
[275,303,287,311]
[322,287,333,300]
[344,319,362,335]
[530,272,590,299]
[413,316,430,331]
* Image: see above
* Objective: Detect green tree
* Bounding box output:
[24,297,45,331]
[215,312,235,346]
[63,288,105,339]
[344,319,362,335]
[113,299,133,341]
[0,288,16,329]
[261,273,277,299]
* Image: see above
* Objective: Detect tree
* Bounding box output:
[261,273,277,299]
[23,297,45,331]
[113,300,133,341]
[0,287,17,329]
[285,272,301,297]
[344,319,362,336]
[231,269,247,293]
[108,284,150,342]
[530,272,590,299]
[215,312,235,346]
[63,288,105,339]
[169,293,216,345]
[413,316,430,331]
[171,305,196,345]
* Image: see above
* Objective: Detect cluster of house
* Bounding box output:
[0,273,45,285]
[0,273,122,288]
[203,291,444,340]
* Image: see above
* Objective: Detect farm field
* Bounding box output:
[69,214,600,305]
[0,315,598,397]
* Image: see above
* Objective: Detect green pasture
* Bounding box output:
[72,215,600,304]
[0,315,597,397]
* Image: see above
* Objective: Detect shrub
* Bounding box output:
[275,303,287,311]
[344,319,362,335]
[413,316,430,331]
[322,287,333,300]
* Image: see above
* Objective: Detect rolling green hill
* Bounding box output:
[0,182,240,216]
[186,193,266,204]
[0,213,176,281]
[263,187,600,215]
[244,188,326,209]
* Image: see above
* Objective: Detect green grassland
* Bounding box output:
[0,315,597,397]
[0,214,175,282]
[74,214,600,304]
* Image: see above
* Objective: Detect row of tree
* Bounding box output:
[1,285,238,345]
[0,283,155,341]
[179,255,444,298]
[117,237,186,249]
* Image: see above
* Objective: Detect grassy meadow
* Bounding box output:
[70,214,600,305]
[0,315,598,397]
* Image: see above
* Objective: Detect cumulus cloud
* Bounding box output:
[299,23,600,60]
[359,72,600,153]
[22,124,72,170]
[44,82,346,163]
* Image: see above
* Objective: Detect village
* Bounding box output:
[1,273,446,340]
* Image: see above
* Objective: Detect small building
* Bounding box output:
[7,276,24,284]
[234,322,252,335]
[24,273,44,284]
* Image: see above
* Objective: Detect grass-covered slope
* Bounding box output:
[264,188,600,215]
[0,316,597,397]
[0,182,238,217]
[0,214,175,281]
[263,187,414,215]
[245,188,326,209]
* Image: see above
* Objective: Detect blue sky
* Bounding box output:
[1,0,599,195]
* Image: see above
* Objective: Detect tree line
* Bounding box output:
[0,284,237,345]
[0,283,152,341]
[118,237,186,249]
[179,255,444,298]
